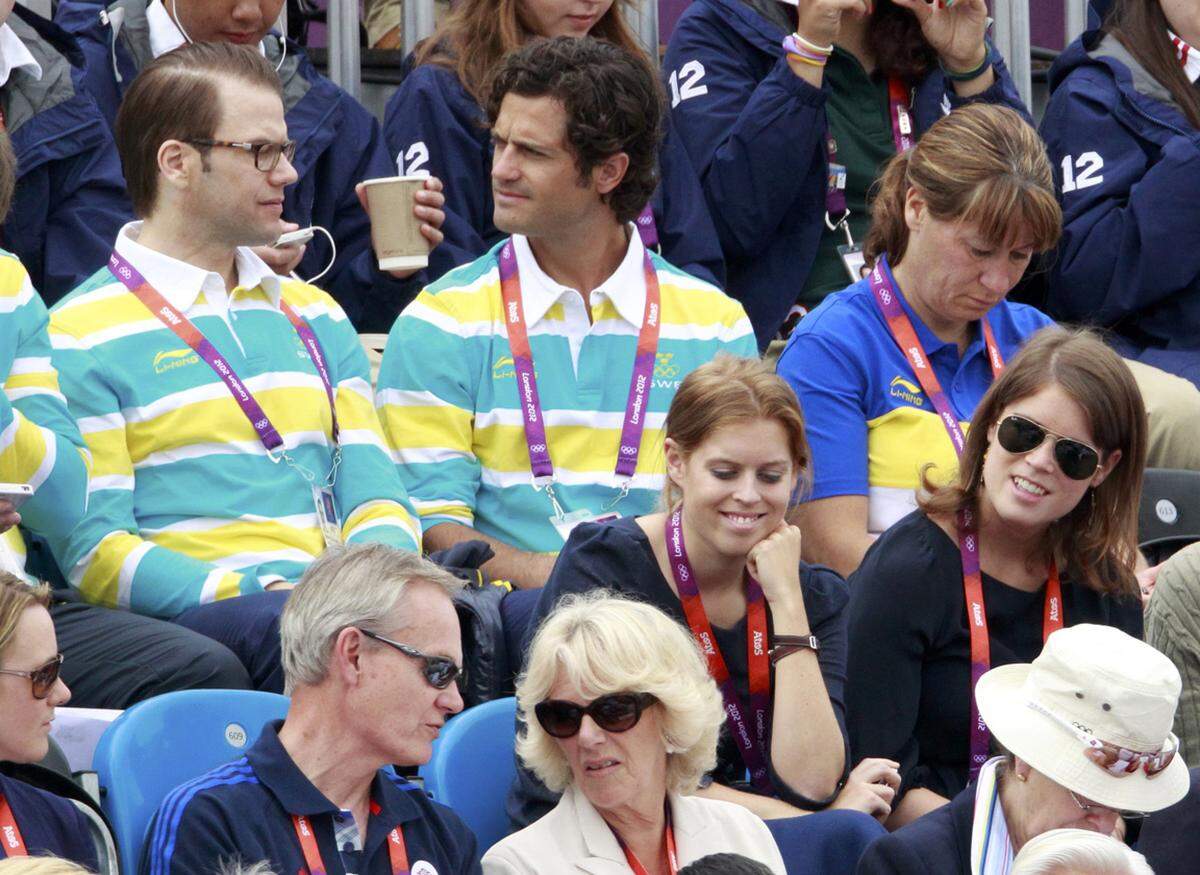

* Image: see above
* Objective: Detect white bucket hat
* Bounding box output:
[975,624,1190,813]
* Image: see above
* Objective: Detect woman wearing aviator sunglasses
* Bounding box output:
[847,328,1148,830]
[484,592,787,874]
[860,624,1190,874]
[0,573,95,868]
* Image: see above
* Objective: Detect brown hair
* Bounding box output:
[0,573,49,661]
[864,103,1062,269]
[867,1,939,82]
[1106,0,1200,129]
[115,42,284,217]
[414,0,643,105]
[0,132,17,222]
[663,355,811,510]
[484,36,662,224]
[919,328,1147,597]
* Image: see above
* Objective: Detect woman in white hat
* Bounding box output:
[859,624,1190,874]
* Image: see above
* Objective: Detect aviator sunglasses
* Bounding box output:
[535,692,657,739]
[996,414,1101,481]
[0,653,63,700]
[358,629,462,690]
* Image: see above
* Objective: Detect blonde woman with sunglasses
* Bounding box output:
[0,573,94,869]
[846,328,1149,831]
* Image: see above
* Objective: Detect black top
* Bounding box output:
[0,771,98,868]
[846,511,1144,801]
[855,781,975,875]
[506,515,851,829]
[1139,767,1200,875]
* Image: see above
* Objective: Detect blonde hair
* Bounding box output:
[864,103,1061,269]
[662,355,811,510]
[0,573,49,662]
[1011,828,1154,875]
[516,592,725,795]
[0,857,92,873]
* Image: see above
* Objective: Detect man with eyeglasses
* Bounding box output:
[143,543,480,875]
[44,42,423,696]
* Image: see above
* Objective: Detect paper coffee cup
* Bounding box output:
[362,176,431,271]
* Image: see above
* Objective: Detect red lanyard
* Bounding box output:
[0,794,27,858]
[615,814,678,875]
[292,802,408,875]
[497,239,662,487]
[665,510,773,794]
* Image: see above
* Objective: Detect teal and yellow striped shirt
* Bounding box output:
[48,227,420,617]
[377,234,757,554]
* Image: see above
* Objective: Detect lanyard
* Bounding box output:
[665,509,773,794]
[824,77,916,221]
[498,239,661,513]
[886,77,916,154]
[635,205,659,250]
[958,507,1063,779]
[108,251,341,472]
[866,256,1064,780]
[615,813,679,875]
[292,803,409,875]
[0,794,27,858]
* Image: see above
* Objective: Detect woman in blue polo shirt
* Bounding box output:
[383,0,724,289]
[0,574,96,868]
[776,103,1060,579]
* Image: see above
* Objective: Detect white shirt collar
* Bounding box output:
[147,1,268,59]
[114,221,282,312]
[0,24,43,88]
[509,226,647,328]
[1170,30,1200,84]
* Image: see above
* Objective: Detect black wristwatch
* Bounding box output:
[768,634,820,665]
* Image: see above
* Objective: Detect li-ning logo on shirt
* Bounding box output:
[153,348,200,374]
[888,375,925,408]
[492,355,516,379]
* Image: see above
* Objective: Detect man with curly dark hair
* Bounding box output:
[377,36,757,590]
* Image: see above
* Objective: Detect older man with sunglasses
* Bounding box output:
[142,543,481,875]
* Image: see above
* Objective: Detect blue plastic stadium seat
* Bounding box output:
[419,696,519,860]
[92,688,290,874]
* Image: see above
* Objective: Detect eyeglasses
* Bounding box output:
[186,139,297,172]
[358,629,462,690]
[1027,700,1179,779]
[1068,788,1148,821]
[996,414,1101,481]
[0,653,64,699]
[534,692,657,739]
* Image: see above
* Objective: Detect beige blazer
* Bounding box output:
[482,784,787,874]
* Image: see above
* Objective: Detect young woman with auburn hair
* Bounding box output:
[383,0,725,290]
[845,327,1147,829]
[509,355,902,834]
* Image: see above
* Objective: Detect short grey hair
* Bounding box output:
[280,544,464,693]
[1011,828,1155,875]
[516,591,725,795]
[216,861,278,875]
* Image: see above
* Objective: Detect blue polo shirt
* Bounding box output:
[141,721,480,875]
[0,772,97,866]
[777,264,1054,533]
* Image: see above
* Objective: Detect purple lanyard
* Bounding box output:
[666,510,775,795]
[825,77,914,218]
[108,251,340,456]
[635,205,660,250]
[497,239,661,485]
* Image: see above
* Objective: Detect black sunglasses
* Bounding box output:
[0,653,63,700]
[359,629,462,690]
[996,414,1101,481]
[534,692,657,739]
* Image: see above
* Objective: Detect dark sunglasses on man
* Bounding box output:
[996,414,1102,481]
[358,628,463,690]
[0,653,64,699]
[534,692,658,739]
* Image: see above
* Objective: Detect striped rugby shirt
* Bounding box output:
[377,232,757,554]
[48,224,421,618]
[0,250,90,574]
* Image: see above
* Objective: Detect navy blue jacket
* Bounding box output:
[0,772,99,867]
[53,0,428,332]
[1041,31,1200,375]
[855,783,972,874]
[5,4,130,304]
[382,60,726,290]
[140,720,480,875]
[1138,767,1200,875]
[664,0,1027,348]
